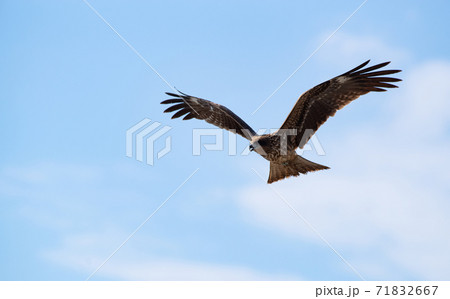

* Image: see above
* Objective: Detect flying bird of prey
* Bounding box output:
[161,60,401,183]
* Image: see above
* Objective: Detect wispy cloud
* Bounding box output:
[44,232,298,280]
[315,31,411,67]
[1,162,299,280]
[392,60,450,139]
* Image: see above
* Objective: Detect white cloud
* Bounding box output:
[316,32,411,68]
[44,232,297,280]
[91,258,285,280]
[392,60,450,138]
[1,162,299,280]
[236,60,450,280]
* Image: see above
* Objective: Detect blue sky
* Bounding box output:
[1,0,450,280]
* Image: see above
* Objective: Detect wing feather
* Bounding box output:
[161,99,183,104]
[279,60,402,149]
[164,103,185,113]
[161,92,257,140]
[171,108,190,119]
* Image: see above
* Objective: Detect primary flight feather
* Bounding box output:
[161,60,402,183]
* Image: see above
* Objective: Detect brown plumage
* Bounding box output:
[161,60,402,183]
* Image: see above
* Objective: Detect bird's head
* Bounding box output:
[249,137,265,154]
[249,141,261,152]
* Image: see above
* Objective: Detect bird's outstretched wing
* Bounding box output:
[161,92,257,140]
[279,60,402,149]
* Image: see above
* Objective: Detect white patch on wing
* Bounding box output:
[336,76,349,84]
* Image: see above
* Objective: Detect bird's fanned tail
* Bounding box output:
[267,155,329,184]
